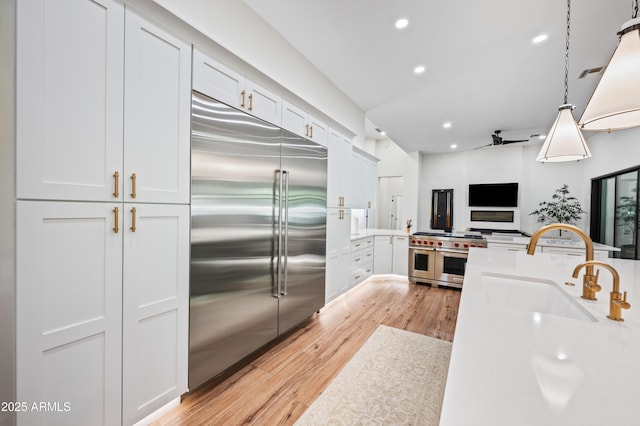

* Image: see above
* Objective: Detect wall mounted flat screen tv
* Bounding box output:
[468,183,518,207]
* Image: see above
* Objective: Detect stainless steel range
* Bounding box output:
[408,232,487,289]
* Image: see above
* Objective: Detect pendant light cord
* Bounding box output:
[563,0,571,104]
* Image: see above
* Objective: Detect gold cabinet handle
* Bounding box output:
[130,173,136,199]
[305,124,309,137]
[113,171,119,198]
[248,93,253,111]
[309,125,313,139]
[130,207,136,232]
[240,90,246,108]
[113,206,119,233]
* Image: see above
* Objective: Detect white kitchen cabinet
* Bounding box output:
[193,49,282,125]
[542,246,608,260]
[392,236,409,275]
[351,149,378,209]
[374,235,408,275]
[326,208,351,303]
[327,129,353,208]
[17,0,125,202]
[16,3,191,424]
[16,201,124,425]
[282,100,328,146]
[124,10,191,204]
[374,236,393,274]
[351,236,374,287]
[122,204,189,425]
[16,201,190,426]
[17,2,191,205]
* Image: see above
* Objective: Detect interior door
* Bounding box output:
[432,189,453,231]
[278,131,327,334]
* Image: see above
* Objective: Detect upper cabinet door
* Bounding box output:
[193,48,245,109]
[17,0,125,202]
[124,10,191,204]
[245,79,282,125]
[282,100,307,136]
[307,115,328,147]
[327,129,352,208]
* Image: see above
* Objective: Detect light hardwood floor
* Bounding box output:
[153,277,461,425]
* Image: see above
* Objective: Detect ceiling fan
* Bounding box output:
[475,130,539,149]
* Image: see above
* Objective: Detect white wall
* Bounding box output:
[374,139,419,229]
[415,129,640,236]
[419,145,585,234]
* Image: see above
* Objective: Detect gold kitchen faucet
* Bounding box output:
[527,223,600,300]
[573,261,631,322]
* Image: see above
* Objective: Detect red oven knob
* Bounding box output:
[454,242,459,247]
[471,244,476,247]
[411,239,416,244]
[464,243,469,248]
[437,241,443,246]
[429,241,434,245]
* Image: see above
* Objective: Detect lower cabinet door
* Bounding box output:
[16,201,123,426]
[122,203,189,424]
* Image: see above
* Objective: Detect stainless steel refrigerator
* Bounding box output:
[189,91,327,389]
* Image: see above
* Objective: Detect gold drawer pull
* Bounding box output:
[309,125,313,138]
[130,207,136,232]
[113,171,119,198]
[113,207,119,233]
[130,173,137,199]
[248,93,253,111]
[241,90,246,108]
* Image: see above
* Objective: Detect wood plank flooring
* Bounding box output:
[153,277,461,426]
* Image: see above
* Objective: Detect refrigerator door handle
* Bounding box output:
[275,169,284,298]
[282,170,289,296]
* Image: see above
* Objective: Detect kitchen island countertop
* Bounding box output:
[439,248,640,425]
[485,234,620,252]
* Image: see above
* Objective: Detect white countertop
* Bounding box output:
[350,228,409,240]
[439,248,640,425]
[486,234,620,252]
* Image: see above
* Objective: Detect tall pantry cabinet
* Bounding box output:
[16,1,191,424]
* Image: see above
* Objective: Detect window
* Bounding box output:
[591,167,639,259]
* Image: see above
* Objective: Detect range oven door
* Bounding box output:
[408,247,436,281]
[435,249,468,288]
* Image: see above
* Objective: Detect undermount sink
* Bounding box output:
[481,272,597,322]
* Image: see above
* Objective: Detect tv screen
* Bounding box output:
[468,183,518,207]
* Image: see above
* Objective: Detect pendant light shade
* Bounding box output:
[537,104,591,162]
[536,0,590,163]
[579,18,640,131]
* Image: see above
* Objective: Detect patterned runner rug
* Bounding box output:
[295,325,452,426]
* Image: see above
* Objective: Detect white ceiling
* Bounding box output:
[243,0,631,153]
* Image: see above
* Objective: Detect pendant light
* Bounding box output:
[537,0,591,163]
[579,0,640,131]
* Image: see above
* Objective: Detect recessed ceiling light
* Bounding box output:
[532,34,548,44]
[442,121,452,129]
[538,134,547,140]
[450,144,458,149]
[414,65,426,74]
[395,18,409,30]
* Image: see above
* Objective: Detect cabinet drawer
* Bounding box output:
[351,238,367,252]
[351,251,365,269]
[363,247,374,264]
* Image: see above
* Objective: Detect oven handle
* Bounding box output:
[437,248,469,255]
[409,247,436,253]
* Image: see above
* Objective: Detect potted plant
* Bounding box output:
[530,184,586,236]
